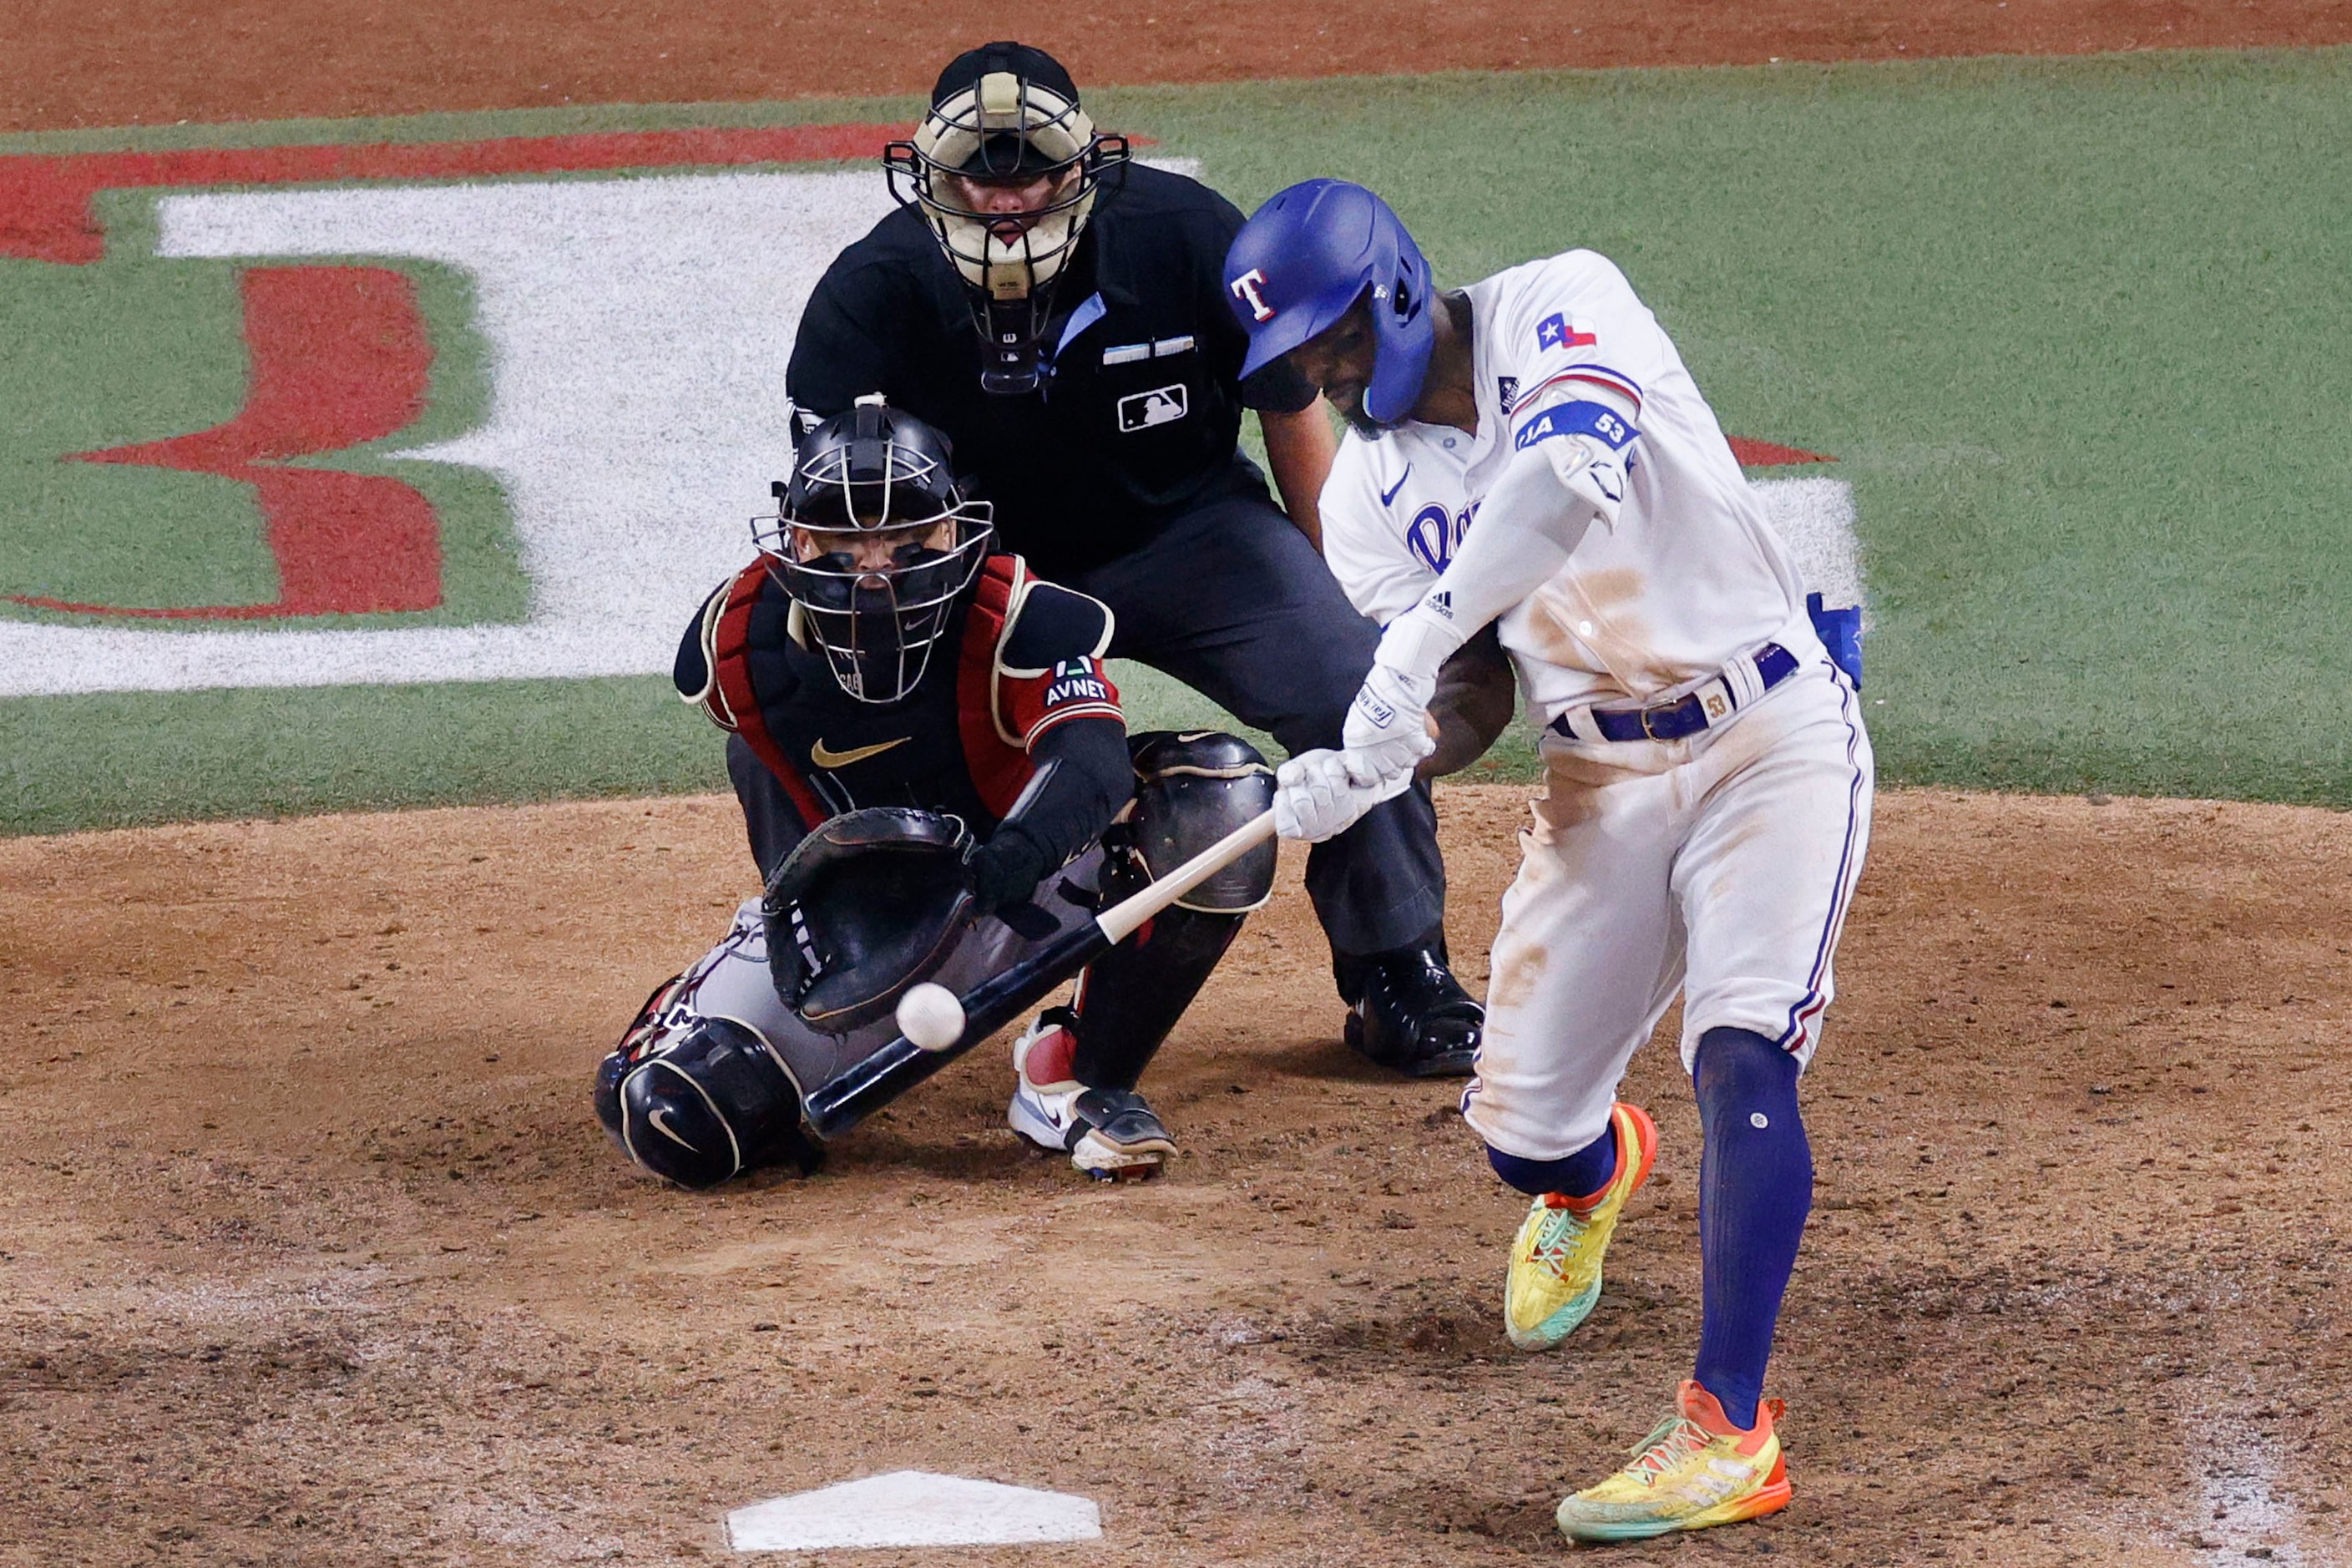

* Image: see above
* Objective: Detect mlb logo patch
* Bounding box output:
[1497,375,1520,413]
[1535,313,1597,352]
[1117,383,1188,432]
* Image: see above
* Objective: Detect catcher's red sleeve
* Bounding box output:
[1000,656,1122,748]
[992,576,1122,748]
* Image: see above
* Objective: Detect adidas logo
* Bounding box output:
[1427,590,1454,620]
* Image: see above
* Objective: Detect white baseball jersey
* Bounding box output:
[1317,249,1874,1158]
[1321,250,1818,721]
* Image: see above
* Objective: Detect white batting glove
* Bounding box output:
[1273,748,1413,843]
[1340,662,1437,784]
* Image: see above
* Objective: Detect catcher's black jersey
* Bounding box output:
[675,554,1122,840]
[787,164,1318,577]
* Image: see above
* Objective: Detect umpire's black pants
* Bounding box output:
[727,490,1448,968]
[1060,490,1445,961]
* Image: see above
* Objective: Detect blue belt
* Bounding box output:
[1549,642,1800,744]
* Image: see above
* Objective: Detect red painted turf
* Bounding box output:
[0,124,903,265]
[22,266,441,619]
[4,125,900,620]
[3,124,1825,621]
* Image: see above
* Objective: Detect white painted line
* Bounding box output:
[2193,1429,2320,1566]
[1,158,1199,699]
[1753,473,1867,619]
[724,1470,1101,1551]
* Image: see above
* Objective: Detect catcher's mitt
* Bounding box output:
[761,807,976,1033]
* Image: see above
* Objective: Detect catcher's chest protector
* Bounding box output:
[704,554,1068,832]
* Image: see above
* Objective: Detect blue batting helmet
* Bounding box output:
[1224,180,1435,427]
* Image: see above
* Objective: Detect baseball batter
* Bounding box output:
[1226,181,1873,1542]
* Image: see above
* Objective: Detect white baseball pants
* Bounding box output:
[1463,660,1873,1161]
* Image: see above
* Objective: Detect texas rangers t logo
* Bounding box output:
[1230,268,1275,321]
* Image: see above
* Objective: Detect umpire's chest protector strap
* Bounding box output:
[957,554,1039,820]
[711,562,831,827]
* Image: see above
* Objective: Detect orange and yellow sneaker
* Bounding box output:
[1503,1101,1659,1351]
[1555,1380,1792,1544]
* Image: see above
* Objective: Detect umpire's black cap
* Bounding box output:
[928,42,1085,180]
[930,40,1081,109]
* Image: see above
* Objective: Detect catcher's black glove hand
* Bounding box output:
[965,827,1050,917]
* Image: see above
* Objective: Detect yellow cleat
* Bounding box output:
[1504,1101,1658,1351]
[1555,1380,1792,1544]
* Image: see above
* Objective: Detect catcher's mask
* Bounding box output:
[885,40,1130,393]
[761,807,978,1033]
[755,397,993,704]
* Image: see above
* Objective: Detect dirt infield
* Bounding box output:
[9,0,2352,133]
[3,787,2348,1565]
[9,5,2352,1564]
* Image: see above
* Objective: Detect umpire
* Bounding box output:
[781,40,1480,1077]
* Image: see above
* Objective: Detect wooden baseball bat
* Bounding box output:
[802,809,1277,1138]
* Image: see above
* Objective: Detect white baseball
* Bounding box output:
[896,983,966,1053]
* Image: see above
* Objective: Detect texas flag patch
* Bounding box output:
[1535,312,1597,352]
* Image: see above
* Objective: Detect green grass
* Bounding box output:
[0,212,522,626]
[0,94,929,158]
[0,665,1279,837]
[1100,51,2352,806]
[0,679,716,835]
[4,49,2349,833]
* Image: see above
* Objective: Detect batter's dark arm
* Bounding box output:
[1260,400,1338,547]
[1419,623,1517,779]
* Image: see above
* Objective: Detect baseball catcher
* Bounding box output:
[593,397,1276,1187]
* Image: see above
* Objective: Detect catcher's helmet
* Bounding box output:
[1224,179,1436,428]
[756,397,993,704]
[885,41,1130,393]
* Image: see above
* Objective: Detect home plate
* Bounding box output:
[726,1471,1102,1551]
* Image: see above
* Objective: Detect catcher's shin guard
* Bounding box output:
[1069,901,1247,1090]
[1068,731,1277,1089]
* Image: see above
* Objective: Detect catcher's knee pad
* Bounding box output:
[1125,730,1278,913]
[1060,733,1273,1092]
[594,979,822,1190]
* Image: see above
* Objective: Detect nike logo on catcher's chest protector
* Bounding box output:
[810,736,912,769]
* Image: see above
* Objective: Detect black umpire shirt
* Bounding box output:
[787,164,1318,576]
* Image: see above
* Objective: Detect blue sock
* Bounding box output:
[1690,1026,1813,1431]
[1489,1123,1617,1200]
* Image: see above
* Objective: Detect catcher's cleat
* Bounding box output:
[1505,1101,1658,1351]
[1555,1380,1791,1544]
[1343,943,1483,1078]
[1008,1013,1176,1181]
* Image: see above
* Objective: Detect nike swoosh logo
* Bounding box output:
[648,1107,694,1148]
[1379,463,1414,507]
[810,736,910,769]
